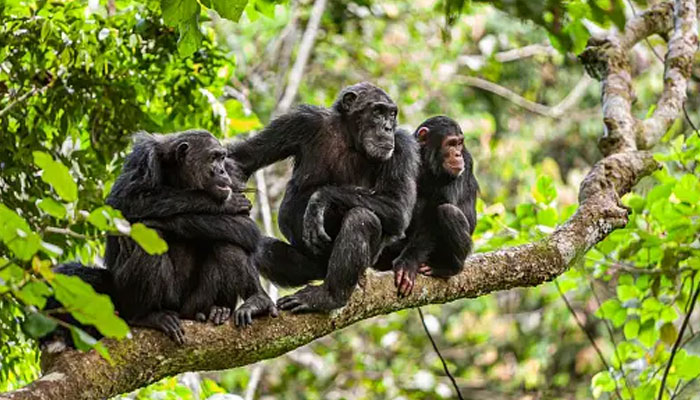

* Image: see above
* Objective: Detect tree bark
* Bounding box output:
[1,1,696,399]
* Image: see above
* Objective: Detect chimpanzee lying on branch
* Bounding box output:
[42,130,276,347]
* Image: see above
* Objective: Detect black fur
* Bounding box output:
[228,82,419,313]
[44,130,276,347]
[377,116,478,296]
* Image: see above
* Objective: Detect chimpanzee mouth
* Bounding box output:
[216,185,232,193]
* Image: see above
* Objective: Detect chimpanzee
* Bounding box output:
[227,82,418,313]
[43,130,276,347]
[378,116,478,296]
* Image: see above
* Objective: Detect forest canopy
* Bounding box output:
[0,0,699,399]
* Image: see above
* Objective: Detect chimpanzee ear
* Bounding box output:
[176,142,189,164]
[341,91,358,112]
[416,127,429,143]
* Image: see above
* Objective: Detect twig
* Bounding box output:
[43,227,88,240]
[554,281,623,400]
[658,275,700,400]
[457,43,557,65]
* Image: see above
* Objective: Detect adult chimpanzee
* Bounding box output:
[103,130,277,343]
[378,116,478,296]
[227,82,418,313]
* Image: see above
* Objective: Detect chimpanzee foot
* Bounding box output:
[277,285,345,313]
[132,311,185,345]
[418,263,433,276]
[234,293,278,327]
[208,306,232,325]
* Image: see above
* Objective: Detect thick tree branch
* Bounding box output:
[580,0,697,155]
[0,151,659,400]
[1,2,695,399]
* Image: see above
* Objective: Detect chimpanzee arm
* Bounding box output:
[226,105,325,180]
[107,190,251,221]
[303,131,418,253]
[142,215,261,253]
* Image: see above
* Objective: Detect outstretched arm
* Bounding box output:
[226,105,325,181]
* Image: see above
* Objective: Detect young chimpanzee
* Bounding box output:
[379,116,478,296]
[227,82,419,313]
[46,130,276,347]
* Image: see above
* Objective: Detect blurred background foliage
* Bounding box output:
[1,0,699,399]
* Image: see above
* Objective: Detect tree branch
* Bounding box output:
[0,150,659,400]
[275,0,327,114]
[1,2,695,399]
[456,75,593,119]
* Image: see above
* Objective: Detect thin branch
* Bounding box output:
[456,75,592,119]
[554,281,623,400]
[658,275,700,400]
[588,279,636,400]
[0,84,49,118]
[43,227,89,240]
[275,0,327,114]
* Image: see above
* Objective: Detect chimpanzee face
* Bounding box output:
[359,100,398,160]
[415,117,466,179]
[176,133,232,202]
[336,83,398,161]
[440,135,465,177]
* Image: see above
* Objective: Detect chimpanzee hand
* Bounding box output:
[223,193,252,215]
[234,293,279,327]
[303,192,332,255]
[277,284,343,313]
[393,258,419,297]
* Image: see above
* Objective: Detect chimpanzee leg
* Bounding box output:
[211,244,278,327]
[254,237,327,287]
[107,235,186,343]
[428,204,472,278]
[278,207,382,313]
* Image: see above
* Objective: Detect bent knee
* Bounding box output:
[344,207,381,232]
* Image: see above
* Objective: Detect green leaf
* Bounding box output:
[69,325,97,351]
[37,198,67,219]
[211,0,247,21]
[22,312,57,338]
[177,13,203,57]
[14,280,51,308]
[536,207,558,227]
[32,151,77,202]
[0,204,42,260]
[676,351,700,380]
[161,0,199,26]
[674,174,700,204]
[52,273,129,339]
[660,322,677,346]
[531,175,557,204]
[617,285,641,302]
[623,319,640,340]
[69,326,114,363]
[591,371,615,397]
[130,223,168,255]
